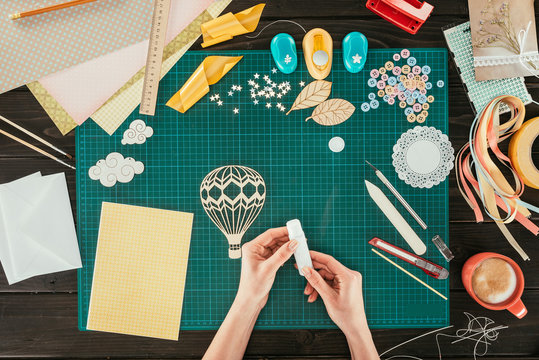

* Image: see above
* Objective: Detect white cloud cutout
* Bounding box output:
[88,152,144,187]
[121,119,154,145]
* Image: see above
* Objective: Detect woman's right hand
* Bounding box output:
[301,251,368,336]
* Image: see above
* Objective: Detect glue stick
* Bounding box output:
[286,219,313,276]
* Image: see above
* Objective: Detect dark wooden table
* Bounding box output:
[1,1,538,358]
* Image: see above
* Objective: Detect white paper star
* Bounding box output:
[254,84,260,89]
[248,80,255,86]
[214,94,220,100]
[276,102,282,108]
[253,99,259,105]
[299,81,305,87]
[352,53,362,64]
[272,68,278,74]
[237,85,242,91]
[277,93,282,99]
[266,102,272,108]
[284,54,292,64]
[251,93,257,98]
[280,106,286,112]
[217,100,223,106]
[233,108,239,114]
[228,91,234,96]
[254,73,260,79]
[263,75,269,81]
[210,95,216,101]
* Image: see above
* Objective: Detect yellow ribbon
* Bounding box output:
[166,56,243,113]
[201,4,265,48]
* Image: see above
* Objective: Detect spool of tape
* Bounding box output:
[509,117,539,189]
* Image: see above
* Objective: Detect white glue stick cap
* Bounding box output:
[286,219,313,276]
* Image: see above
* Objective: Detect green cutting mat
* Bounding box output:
[77,49,449,330]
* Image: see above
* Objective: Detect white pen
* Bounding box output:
[366,161,427,230]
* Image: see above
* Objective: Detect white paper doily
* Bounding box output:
[392,126,454,188]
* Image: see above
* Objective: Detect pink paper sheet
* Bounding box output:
[38,0,214,125]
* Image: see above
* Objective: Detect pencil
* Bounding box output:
[371,248,447,301]
[0,115,72,159]
[9,0,98,20]
[0,129,75,170]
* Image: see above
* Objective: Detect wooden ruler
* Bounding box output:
[140,0,171,116]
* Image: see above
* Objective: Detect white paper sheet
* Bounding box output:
[0,172,81,284]
[38,0,215,125]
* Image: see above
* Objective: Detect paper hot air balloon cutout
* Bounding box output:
[200,166,266,259]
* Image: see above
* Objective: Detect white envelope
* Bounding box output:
[0,172,82,284]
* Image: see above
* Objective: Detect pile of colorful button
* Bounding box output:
[362,49,444,123]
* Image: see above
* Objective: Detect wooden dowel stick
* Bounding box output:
[0,115,72,159]
[0,129,75,170]
[371,248,447,301]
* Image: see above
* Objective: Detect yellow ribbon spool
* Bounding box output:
[509,117,539,189]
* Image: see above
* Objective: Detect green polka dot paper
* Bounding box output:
[0,0,152,94]
[443,22,532,114]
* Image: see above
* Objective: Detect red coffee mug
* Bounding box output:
[462,252,527,319]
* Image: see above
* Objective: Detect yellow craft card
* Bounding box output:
[87,202,194,340]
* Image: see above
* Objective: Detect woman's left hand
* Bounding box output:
[236,227,298,308]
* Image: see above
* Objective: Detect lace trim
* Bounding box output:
[474,52,539,67]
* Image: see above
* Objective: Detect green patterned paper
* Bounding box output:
[78,49,450,330]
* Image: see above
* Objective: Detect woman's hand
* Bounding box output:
[236,227,299,309]
[301,251,378,359]
[301,251,367,334]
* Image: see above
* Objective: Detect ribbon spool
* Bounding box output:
[509,117,539,189]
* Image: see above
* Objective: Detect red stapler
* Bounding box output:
[366,0,434,35]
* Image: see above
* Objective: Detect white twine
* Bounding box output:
[379,312,508,360]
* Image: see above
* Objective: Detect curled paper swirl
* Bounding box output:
[89,152,144,187]
[166,56,243,113]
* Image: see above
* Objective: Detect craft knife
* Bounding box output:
[369,237,448,279]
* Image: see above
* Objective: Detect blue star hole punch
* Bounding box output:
[343,31,368,73]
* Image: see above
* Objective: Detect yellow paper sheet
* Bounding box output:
[87,202,194,340]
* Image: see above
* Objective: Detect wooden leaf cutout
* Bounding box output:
[286,80,332,115]
[305,99,355,126]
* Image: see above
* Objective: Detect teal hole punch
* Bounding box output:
[271,33,297,74]
[343,32,368,73]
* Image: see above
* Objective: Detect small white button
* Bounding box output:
[329,137,345,153]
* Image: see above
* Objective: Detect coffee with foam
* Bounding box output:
[472,258,517,304]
